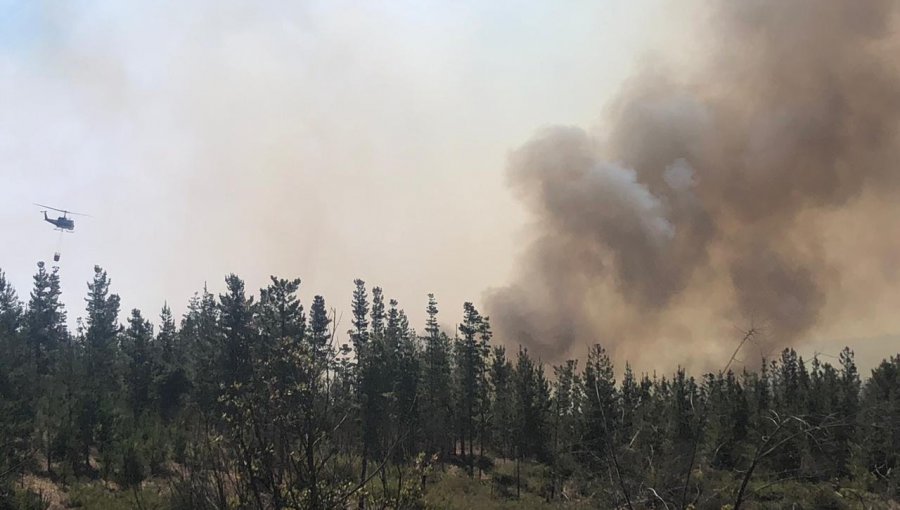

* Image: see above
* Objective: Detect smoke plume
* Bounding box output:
[485,0,900,367]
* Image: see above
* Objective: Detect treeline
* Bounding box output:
[1,262,899,509]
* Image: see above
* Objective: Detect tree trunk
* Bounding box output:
[358,442,368,510]
[515,447,521,500]
[306,425,318,509]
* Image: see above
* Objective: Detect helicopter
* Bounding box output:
[35,204,89,262]
[35,203,88,232]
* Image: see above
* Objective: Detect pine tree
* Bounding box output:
[420,294,453,458]
[475,314,492,474]
[254,277,306,507]
[455,302,488,475]
[835,347,861,476]
[349,280,376,506]
[122,309,155,419]
[349,279,369,351]
[79,265,123,472]
[157,303,177,365]
[704,371,748,470]
[370,287,385,338]
[25,262,67,375]
[23,263,71,473]
[214,275,266,507]
[300,293,335,508]
[385,299,401,357]
[620,363,639,444]
[0,269,22,336]
[383,296,403,455]
[395,308,420,459]
[581,344,617,469]
[513,346,550,461]
[425,293,439,340]
[551,359,580,498]
[0,270,30,487]
[668,368,699,464]
[218,274,256,389]
[769,349,806,473]
[180,284,220,410]
[309,295,331,357]
[490,346,514,458]
[5,262,900,507]
[860,355,900,490]
[154,303,189,421]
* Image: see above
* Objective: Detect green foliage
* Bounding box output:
[67,482,167,510]
[0,488,48,510]
[425,461,596,509]
[1,264,900,508]
[420,294,454,458]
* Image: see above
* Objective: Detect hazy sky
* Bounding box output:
[1,1,673,328]
[2,0,897,373]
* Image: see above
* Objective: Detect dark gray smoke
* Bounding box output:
[485,0,900,365]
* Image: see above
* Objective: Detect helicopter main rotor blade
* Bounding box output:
[34,203,66,213]
[33,203,90,216]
